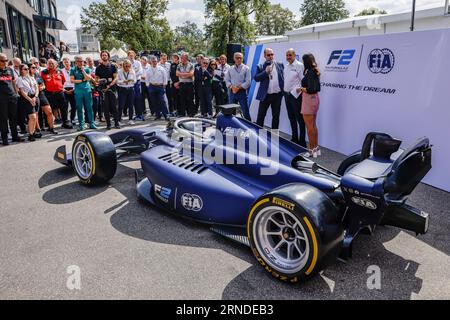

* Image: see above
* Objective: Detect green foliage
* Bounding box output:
[299,0,349,26]
[355,8,388,17]
[173,21,205,55]
[204,0,269,57]
[81,0,174,52]
[255,4,300,36]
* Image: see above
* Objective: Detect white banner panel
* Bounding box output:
[245,28,450,192]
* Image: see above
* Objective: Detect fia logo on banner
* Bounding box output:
[368,48,395,74]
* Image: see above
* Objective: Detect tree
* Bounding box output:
[355,8,388,17]
[205,0,269,57]
[255,4,300,36]
[173,21,205,55]
[300,0,349,27]
[81,0,174,53]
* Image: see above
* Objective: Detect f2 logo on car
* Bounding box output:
[327,49,356,66]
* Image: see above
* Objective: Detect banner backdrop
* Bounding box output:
[244,28,450,192]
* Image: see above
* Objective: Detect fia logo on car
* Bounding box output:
[368,48,395,74]
[154,184,172,203]
[181,193,203,212]
[351,196,377,210]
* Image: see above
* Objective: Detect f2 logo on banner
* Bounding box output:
[327,49,356,65]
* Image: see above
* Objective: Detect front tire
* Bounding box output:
[248,184,344,283]
[72,132,117,185]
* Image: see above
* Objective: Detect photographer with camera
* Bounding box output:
[95,51,120,130]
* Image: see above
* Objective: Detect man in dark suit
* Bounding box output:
[254,48,284,130]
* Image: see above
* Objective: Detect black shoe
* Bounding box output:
[28,135,36,142]
[62,123,73,129]
[34,131,43,139]
[115,122,121,129]
[49,128,58,135]
[2,139,9,146]
[20,129,27,135]
[12,136,25,143]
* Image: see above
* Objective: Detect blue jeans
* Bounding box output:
[118,87,135,121]
[133,81,143,117]
[200,86,213,116]
[148,85,169,118]
[230,89,251,121]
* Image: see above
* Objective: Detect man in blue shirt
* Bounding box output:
[225,52,252,121]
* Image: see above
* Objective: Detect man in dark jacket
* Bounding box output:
[0,54,24,145]
[254,48,284,130]
[170,54,180,116]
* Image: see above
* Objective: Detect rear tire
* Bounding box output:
[72,132,117,185]
[247,184,344,283]
[337,153,361,176]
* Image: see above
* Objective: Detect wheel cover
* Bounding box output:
[73,141,93,180]
[253,206,310,274]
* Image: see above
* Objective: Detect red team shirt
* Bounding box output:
[40,68,66,92]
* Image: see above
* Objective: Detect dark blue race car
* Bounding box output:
[54,105,432,283]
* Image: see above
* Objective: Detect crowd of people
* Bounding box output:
[0,47,321,157]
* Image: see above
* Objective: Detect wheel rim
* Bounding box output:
[253,206,310,274]
[73,141,93,180]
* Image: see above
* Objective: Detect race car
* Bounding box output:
[54,105,432,283]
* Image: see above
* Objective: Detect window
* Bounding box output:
[6,5,36,62]
[48,34,55,45]
[51,2,57,18]
[0,19,8,48]
[41,0,50,17]
[27,0,39,12]
[81,35,95,43]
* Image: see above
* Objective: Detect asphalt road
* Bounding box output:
[0,120,449,300]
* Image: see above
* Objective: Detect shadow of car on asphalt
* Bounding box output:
[40,163,426,299]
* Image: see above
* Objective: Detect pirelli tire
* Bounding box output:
[72,132,117,186]
[247,183,344,283]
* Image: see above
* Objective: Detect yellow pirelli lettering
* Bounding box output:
[272,197,295,211]
[303,216,318,275]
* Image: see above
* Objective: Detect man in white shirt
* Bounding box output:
[62,57,76,124]
[128,50,143,118]
[158,53,172,114]
[140,56,151,117]
[284,48,306,147]
[254,48,285,130]
[146,56,170,121]
[117,59,137,125]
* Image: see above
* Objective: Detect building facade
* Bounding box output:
[76,27,100,53]
[0,0,66,62]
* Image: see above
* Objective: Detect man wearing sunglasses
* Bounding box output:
[0,54,24,145]
[225,52,251,121]
[254,48,285,130]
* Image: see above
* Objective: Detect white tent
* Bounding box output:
[109,48,118,57]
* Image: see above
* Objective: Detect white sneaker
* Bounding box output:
[128,120,135,125]
[315,147,322,157]
[302,150,314,158]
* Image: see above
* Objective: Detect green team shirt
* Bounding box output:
[70,66,92,92]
